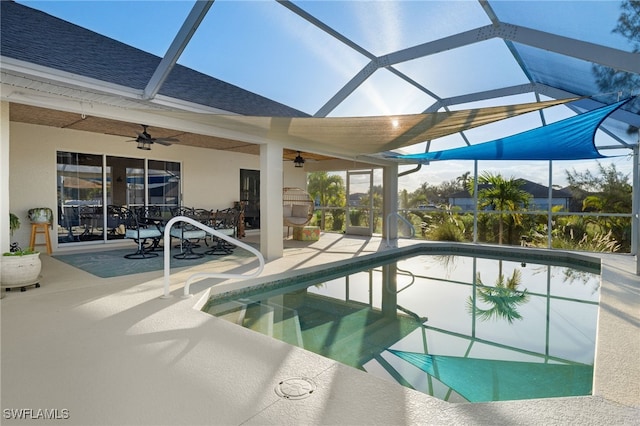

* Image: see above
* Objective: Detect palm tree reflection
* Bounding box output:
[468,269,530,323]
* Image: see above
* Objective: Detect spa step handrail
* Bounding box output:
[386,212,416,247]
[396,267,416,293]
[161,216,265,298]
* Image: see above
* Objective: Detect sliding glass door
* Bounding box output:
[57,152,104,243]
[148,160,181,217]
[57,152,180,245]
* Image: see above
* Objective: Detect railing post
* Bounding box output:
[161,216,181,299]
[160,216,265,298]
[386,212,415,247]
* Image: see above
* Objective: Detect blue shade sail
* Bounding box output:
[388,350,593,402]
[393,99,633,162]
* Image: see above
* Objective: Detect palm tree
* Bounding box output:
[307,172,345,230]
[399,189,410,210]
[359,185,383,231]
[409,182,431,208]
[470,172,531,244]
[566,162,632,251]
[467,269,530,324]
[456,171,471,191]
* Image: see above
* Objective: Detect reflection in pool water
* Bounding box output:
[469,268,530,324]
[203,254,600,403]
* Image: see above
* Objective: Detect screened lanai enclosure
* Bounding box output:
[1,1,638,271]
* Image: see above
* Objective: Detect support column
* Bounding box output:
[633,141,639,275]
[260,143,284,260]
[473,160,479,243]
[1,102,10,253]
[383,163,399,241]
[547,160,553,249]
[381,263,398,318]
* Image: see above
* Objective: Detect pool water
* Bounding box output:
[203,253,600,403]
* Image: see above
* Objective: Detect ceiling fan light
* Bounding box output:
[137,140,151,150]
[294,151,305,168]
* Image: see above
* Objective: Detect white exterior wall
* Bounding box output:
[1,102,10,253]
[283,166,307,189]
[9,122,59,250]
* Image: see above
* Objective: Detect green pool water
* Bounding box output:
[203,252,600,403]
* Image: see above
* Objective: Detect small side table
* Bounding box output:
[29,222,52,254]
[293,226,320,241]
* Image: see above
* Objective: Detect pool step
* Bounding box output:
[241,301,304,347]
[218,295,421,369]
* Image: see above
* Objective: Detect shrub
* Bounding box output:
[426,220,465,242]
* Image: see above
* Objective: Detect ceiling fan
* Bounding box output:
[293,151,305,168]
[128,125,179,150]
[284,150,320,168]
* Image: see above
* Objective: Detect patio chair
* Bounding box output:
[134,206,164,251]
[169,207,207,259]
[78,205,96,238]
[120,207,163,259]
[60,205,80,242]
[283,187,314,237]
[193,208,213,227]
[106,204,125,236]
[205,208,238,255]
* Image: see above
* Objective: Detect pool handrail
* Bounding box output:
[161,216,265,298]
[396,266,416,293]
[386,212,416,247]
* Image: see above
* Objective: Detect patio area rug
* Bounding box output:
[52,245,256,278]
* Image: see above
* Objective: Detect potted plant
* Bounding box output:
[28,207,53,224]
[9,212,20,234]
[1,213,42,292]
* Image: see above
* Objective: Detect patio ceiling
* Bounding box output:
[8,103,333,162]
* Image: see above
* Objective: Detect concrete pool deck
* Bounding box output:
[1,233,638,425]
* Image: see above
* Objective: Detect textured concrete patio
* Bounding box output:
[1,233,638,425]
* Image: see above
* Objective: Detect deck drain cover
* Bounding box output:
[275,377,316,400]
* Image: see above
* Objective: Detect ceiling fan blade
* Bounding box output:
[127,125,179,148]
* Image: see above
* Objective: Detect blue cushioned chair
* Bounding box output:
[120,207,163,259]
[170,207,208,259]
[134,206,165,252]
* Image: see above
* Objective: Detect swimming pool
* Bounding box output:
[202,248,601,403]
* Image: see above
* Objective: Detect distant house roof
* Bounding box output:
[448,179,573,199]
[0,1,308,118]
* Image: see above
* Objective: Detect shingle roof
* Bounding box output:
[0,0,308,117]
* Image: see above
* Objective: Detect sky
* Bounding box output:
[17,0,638,192]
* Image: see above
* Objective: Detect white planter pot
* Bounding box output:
[1,253,42,290]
